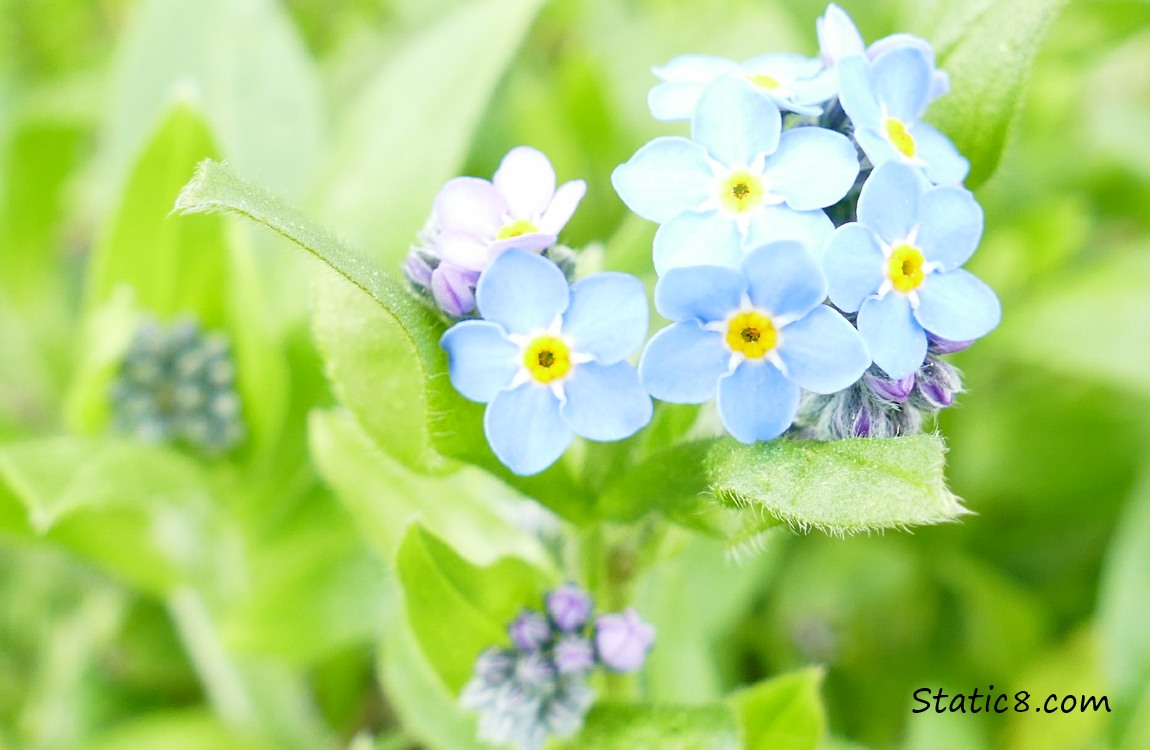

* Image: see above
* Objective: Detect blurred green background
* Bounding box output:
[2,0,1149,749]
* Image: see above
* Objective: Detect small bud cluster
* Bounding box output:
[109,318,244,454]
[460,584,655,750]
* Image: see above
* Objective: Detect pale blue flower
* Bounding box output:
[614,76,859,274]
[823,162,1001,379]
[648,53,836,120]
[441,250,652,476]
[639,242,869,443]
[817,3,949,99]
[837,46,968,185]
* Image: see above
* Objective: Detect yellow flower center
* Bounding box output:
[718,169,764,214]
[725,311,778,359]
[747,72,781,91]
[887,244,926,293]
[884,117,917,159]
[496,218,539,240]
[523,335,572,383]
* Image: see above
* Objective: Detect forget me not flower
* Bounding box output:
[837,46,968,185]
[648,53,836,120]
[817,3,949,99]
[823,162,1001,379]
[640,242,869,443]
[441,250,652,475]
[613,76,859,274]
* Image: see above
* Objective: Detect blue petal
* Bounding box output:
[823,223,885,312]
[653,209,743,274]
[563,273,648,364]
[913,269,1001,342]
[716,361,801,443]
[778,305,869,394]
[857,161,922,245]
[743,205,834,261]
[440,320,521,403]
[690,76,782,167]
[870,46,930,122]
[741,241,827,319]
[911,123,971,185]
[836,54,880,129]
[611,137,714,223]
[852,126,899,172]
[654,265,746,323]
[639,322,729,403]
[561,361,653,441]
[761,127,859,211]
[649,55,743,121]
[916,186,983,271]
[857,293,927,379]
[476,249,570,335]
[484,383,573,475]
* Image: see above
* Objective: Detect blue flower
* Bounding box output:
[837,46,968,185]
[441,250,653,475]
[648,53,836,121]
[817,3,949,100]
[613,76,859,275]
[823,162,1001,379]
[639,242,869,443]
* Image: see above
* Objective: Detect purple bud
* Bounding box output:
[430,263,479,318]
[864,372,915,403]
[552,635,595,675]
[404,251,434,287]
[851,406,871,437]
[546,584,593,632]
[917,380,955,409]
[473,647,516,684]
[594,609,655,672]
[927,335,974,355]
[509,610,551,652]
[911,357,963,411]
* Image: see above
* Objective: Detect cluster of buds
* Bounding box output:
[460,584,655,750]
[109,317,244,454]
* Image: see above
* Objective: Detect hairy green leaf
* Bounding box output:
[913,0,1069,187]
[318,0,546,261]
[729,667,826,750]
[394,524,551,693]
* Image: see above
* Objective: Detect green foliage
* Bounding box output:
[729,667,827,750]
[394,525,552,693]
[914,0,1070,187]
[574,703,739,750]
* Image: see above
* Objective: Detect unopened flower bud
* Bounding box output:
[546,584,593,632]
[594,609,655,672]
[864,372,915,403]
[509,610,551,652]
[911,356,963,411]
[927,334,973,355]
[430,263,479,319]
[552,635,595,675]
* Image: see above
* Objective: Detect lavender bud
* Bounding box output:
[594,609,655,672]
[927,334,974,355]
[851,404,872,437]
[911,357,963,411]
[514,651,557,692]
[430,263,479,318]
[864,372,915,403]
[552,635,595,675]
[546,584,593,632]
[509,610,551,652]
[404,251,434,287]
[473,647,517,684]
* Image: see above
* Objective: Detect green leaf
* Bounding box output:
[317,0,546,261]
[394,524,552,693]
[1098,462,1150,738]
[103,0,325,198]
[913,0,1069,187]
[64,710,279,750]
[308,408,553,569]
[0,437,216,595]
[728,668,827,750]
[572,704,738,750]
[710,435,967,534]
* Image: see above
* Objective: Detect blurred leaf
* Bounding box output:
[913,0,1069,187]
[990,246,1150,395]
[64,709,278,750]
[394,524,551,693]
[318,0,546,261]
[104,0,325,198]
[308,408,553,569]
[572,703,738,750]
[901,700,991,750]
[1088,29,1150,181]
[729,667,827,750]
[1098,461,1150,739]
[0,437,215,595]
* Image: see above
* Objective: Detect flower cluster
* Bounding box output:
[460,584,654,750]
[109,317,244,454]
[610,3,1000,440]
